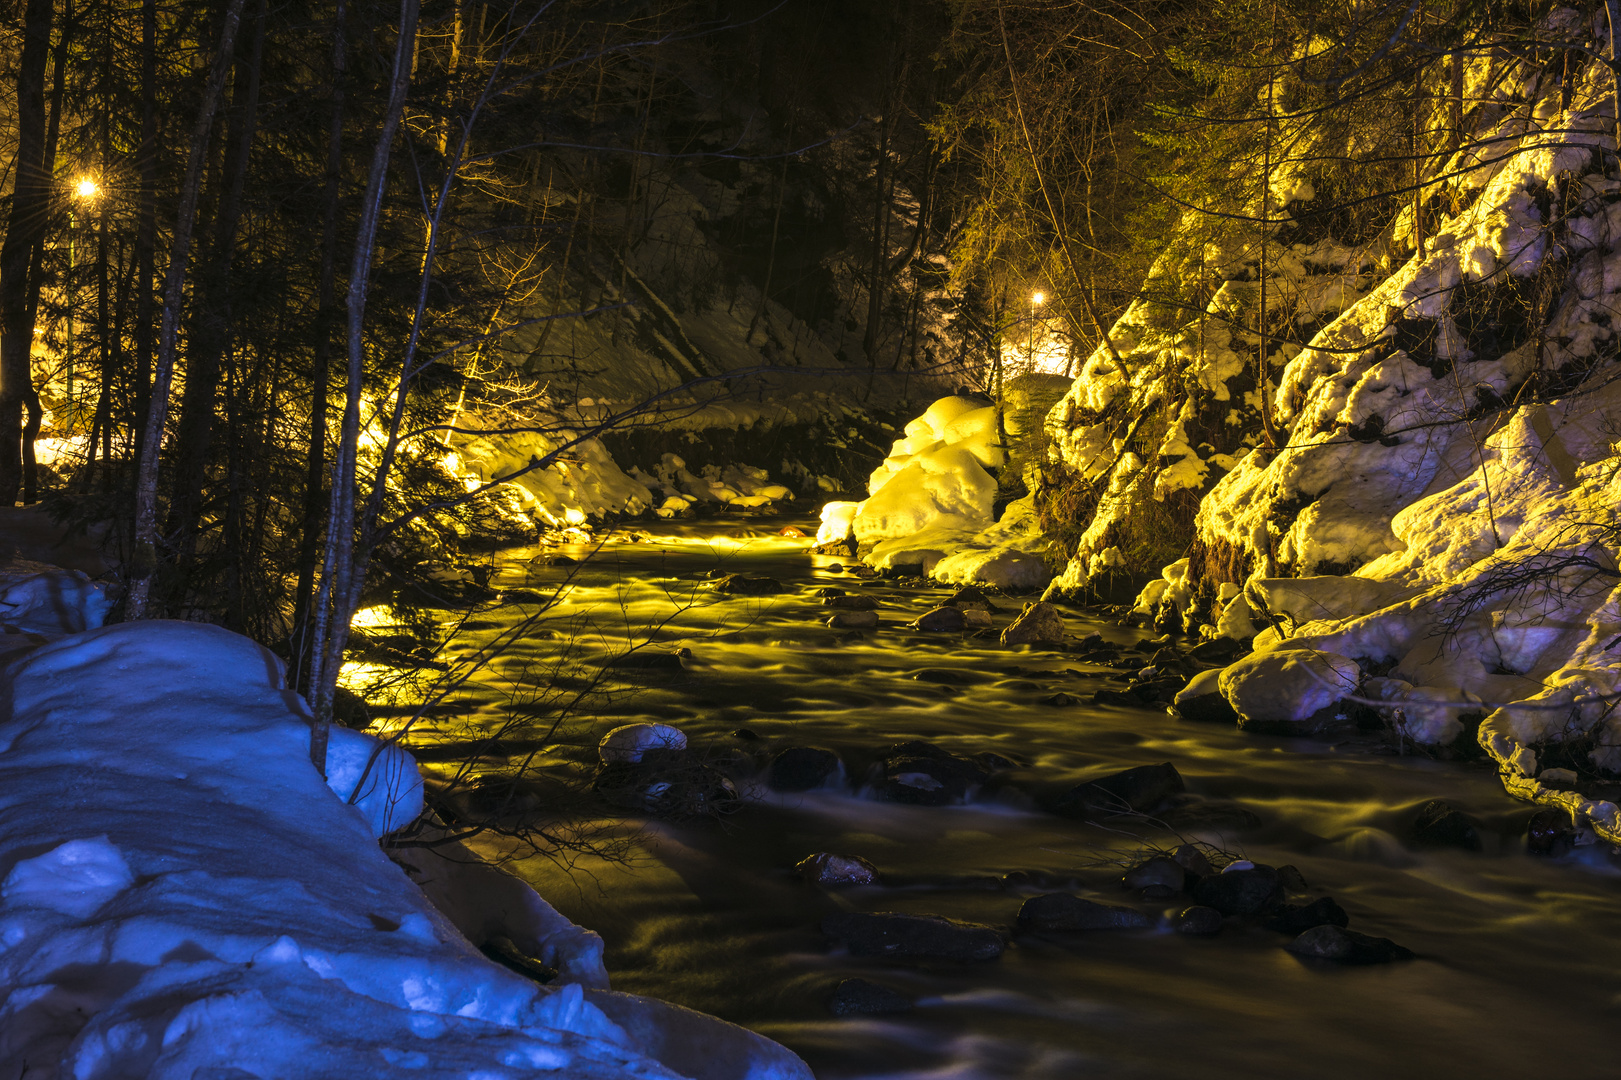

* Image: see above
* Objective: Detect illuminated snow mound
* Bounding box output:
[819,396,1053,588]
[0,618,811,1079]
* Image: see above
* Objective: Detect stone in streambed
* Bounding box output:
[1409,800,1482,851]
[796,852,879,887]
[1264,896,1349,934]
[961,608,994,630]
[824,593,879,610]
[768,746,843,792]
[711,573,787,596]
[1173,668,1239,724]
[598,722,687,765]
[1526,808,1576,856]
[1016,892,1150,931]
[879,741,989,806]
[822,912,1004,961]
[1190,866,1282,917]
[1123,856,1185,893]
[913,606,967,632]
[829,978,913,1016]
[1048,762,1186,819]
[1171,905,1224,935]
[1172,844,1213,877]
[826,610,879,629]
[1000,601,1066,645]
[1286,924,1413,964]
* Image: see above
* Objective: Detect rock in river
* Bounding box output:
[1123,856,1186,893]
[824,593,880,610]
[822,912,1004,961]
[1264,897,1349,934]
[598,722,687,765]
[913,606,967,632]
[769,746,844,792]
[1000,601,1066,646]
[829,978,913,1016]
[1017,893,1150,931]
[879,741,989,805]
[1409,800,1482,851]
[826,610,879,629]
[711,573,787,596]
[1286,924,1413,964]
[1190,867,1283,917]
[1048,762,1186,819]
[796,852,879,887]
[1171,905,1224,935]
[1173,668,1239,724]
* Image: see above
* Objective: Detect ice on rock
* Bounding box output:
[0,618,811,1079]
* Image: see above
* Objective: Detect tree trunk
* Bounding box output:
[133,0,159,474]
[126,0,250,620]
[292,0,348,691]
[0,0,55,507]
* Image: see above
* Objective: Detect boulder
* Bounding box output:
[1190,867,1282,916]
[914,606,967,632]
[824,593,880,610]
[598,722,687,765]
[826,610,880,629]
[1286,924,1413,963]
[1527,808,1576,856]
[795,852,879,887]
[1172,844,1213,877]
[880,741,989,806]
[828,978,913,1016]
[1218,648,1361,732]
[962,608,994,630]
[608,651,687,670]
[1049,762,1186,819]
[947,585,996,609]
[1173,669,1239,724]
[1016,893,1150,931]
[1264,896,1349,934]
[1000,601,1066,646]
[822,912,1004,961]
[1409,800,1482,851]
[711,573,787,596]
[768,747,844,792]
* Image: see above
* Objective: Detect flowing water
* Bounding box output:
[382,518,1621,1079]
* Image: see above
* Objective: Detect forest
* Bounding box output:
[5,0,1621,1075]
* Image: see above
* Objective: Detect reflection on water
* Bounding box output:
[407,521,1621,1079]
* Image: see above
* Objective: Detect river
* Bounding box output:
[375,516,1621,1079]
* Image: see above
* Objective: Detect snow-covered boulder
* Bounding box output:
[1218,648,1361,731]
[0,619,810,1079]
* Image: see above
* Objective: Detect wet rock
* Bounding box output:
[712,573,787,596]
[880,742,990,806]
[1092,688,1150,708]
[1075,632,1105,649]
[1017,893,1150,931]
[912,668,974,685]
[962,608,994,630]
[1000,869,1080,891]
[769,746,844,792]
[499,589,552,606]
[1409,800,1482,851]
[1526,808,1576,856]
[1139,884,1179,900]
[1264,896,1349,934]
[796,852,879,887]
[825,593,880,610]
[829,978,913,1016]
[594,760,737,818]
[1190,867,1283,917]
[1000,601,1066,646]
[1286,924,1413,964]
[1173,669,1239,724]
[1173,845,1214,877]
[973,750,1020,771]
[1045,692,1080,706]
[731,727,758,740]
[1275,864,1310,892]
[946,585,996,609]
[822,912,1004,961]
[816,587,845,598]
[826,610,880,629]
[1123,856,1186,893]
[1157,800,1264,832]
[914,606,967,632]
[1128,677,1187,704]
[546,555,578,567]
[1049,762,1186,819]
[778,525,808,538]
[598,722,687,765]
[1172,905,1224,935]
[1189,637,1241,662]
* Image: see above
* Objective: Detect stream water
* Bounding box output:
[380,517,1621,1079]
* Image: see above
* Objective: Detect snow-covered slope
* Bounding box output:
[0,578,809,1078]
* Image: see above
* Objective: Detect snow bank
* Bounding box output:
[450,411,655,529]
[0,615,811,1078]
[815,396,1053,589]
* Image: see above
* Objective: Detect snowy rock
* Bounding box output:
[1173,668,1239,724]
[1286,925,1413,964]
[795,852,879,887]
[822,911,1004,961]
[1016,893,1150,931]
[1000,601,1066,645]
[1,836,134,920]
[598,722,687,765]
[1217,648,1361,732]
[815,501,859,548]
[0,561,109,635]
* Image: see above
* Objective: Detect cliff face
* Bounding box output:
[1040,9,1621,834]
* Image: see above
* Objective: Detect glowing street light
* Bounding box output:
[67,176,102,404]
[74,177,99,200]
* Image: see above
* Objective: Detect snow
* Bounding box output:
[0,603,811,1078]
